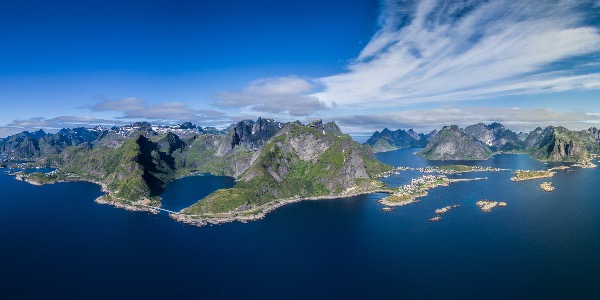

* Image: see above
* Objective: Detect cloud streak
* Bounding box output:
[214,76,328,117]
[0,116,127,137]
[92,98,225,122]
[336,106,600,134]
[313,0,600,108]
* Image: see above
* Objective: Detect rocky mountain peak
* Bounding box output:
[230,117,283,150]
[420,124,492,160]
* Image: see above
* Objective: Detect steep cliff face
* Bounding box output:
[366,128,429,152]
[214,118,283,156]
[420,125,492,160]
[524,127,545,149]
[464,122,522,151]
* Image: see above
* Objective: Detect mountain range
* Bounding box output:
[367,122,600,162]
[1,118,389,224]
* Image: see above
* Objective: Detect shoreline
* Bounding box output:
[171,188,392,227]
[12,171,161,214]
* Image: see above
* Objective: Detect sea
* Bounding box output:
[1,148,599,299]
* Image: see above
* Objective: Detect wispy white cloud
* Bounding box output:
[92,97,225,122]
[0,116,127,137]
[313,0,600,108]
[336,106,600,134]
[214,76,328,117]
[7,116,125,129]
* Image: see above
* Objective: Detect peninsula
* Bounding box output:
[377,175,486,207]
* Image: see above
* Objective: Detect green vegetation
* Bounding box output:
[183,188,254,214]
[6,120,391,217]
[385,192,423,203]
[184,123,390,215]
[25,172,67,184]
[511,170,555,181]
[528,126,596,162]
[438,165,475,172]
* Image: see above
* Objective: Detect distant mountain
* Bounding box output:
[420,125,492,160]
[527,126,600,162]
[0,130,45,159]
[415,123,600,162]
[365,128,431,152]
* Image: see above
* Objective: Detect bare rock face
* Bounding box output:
[464,122,522,151]
[215,118,283,156]
[524,127,545,149]
[289,132,331,163]
[230,117,283,150]
[341,148,370,189]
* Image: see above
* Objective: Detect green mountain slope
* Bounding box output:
[182,122,390,215]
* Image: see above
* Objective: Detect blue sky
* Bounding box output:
[1,0,600,137]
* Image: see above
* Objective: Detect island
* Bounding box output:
[511,170,556,181]
[476,200,507,212]
[539,182,555,192]
[435,204,460,215]
[428,204,460,222]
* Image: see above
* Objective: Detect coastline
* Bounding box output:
[12,169,388,225]
[12,171,161,214]
[171,188,392,227]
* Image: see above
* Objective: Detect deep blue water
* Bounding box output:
[1,148,600,299]
[160,175,236,211]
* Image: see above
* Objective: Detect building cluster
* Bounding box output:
[397,175,445,195]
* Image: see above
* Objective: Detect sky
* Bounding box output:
[1,0,600,137]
